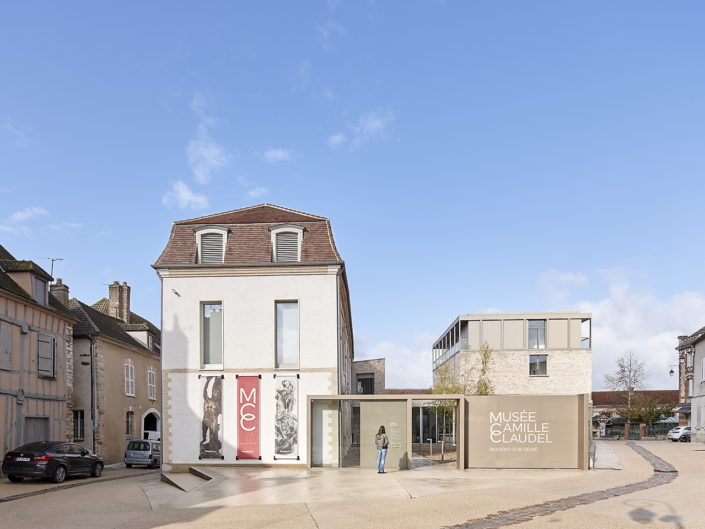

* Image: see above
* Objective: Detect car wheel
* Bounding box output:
[125,463,132,468]
[7,475,24,483]
[91,462,103,477]
[51,465,67,483]
[671,438,678,442]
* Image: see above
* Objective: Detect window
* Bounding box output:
[528,320,546,349]
[276,301,299,367]
[124,362,135,396]
[356,373,375,394]
[195,227,228,264]
[529,354,547,376]
[125,411,135,436]
[73,410,84,441]
[201,303,223,367]
[270,225,303,263]
[0,321,11,370]
[37,334,56,378]
[147,369,156,400]
[688,378,694,398]
[702,357,705,381]
[148,335,153,351]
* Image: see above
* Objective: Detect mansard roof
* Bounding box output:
[154,203,343,267]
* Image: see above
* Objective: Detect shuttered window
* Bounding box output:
[0,322,11,370]
[148,369,156,400]
[37,334,56,378]
[199,233,224,264]
[124,363,135,396]
[275,232,299,262]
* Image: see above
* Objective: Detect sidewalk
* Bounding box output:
[0,465,157,502]
[131,441,658,528]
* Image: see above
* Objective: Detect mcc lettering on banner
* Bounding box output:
[237,376,260,459]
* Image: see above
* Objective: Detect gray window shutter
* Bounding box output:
[0,322,11,370]
[275,232,299,262]
[200,233,224,264]
[37,335,55,378]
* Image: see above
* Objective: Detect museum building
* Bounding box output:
[153,204,354,471]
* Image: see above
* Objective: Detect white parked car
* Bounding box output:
[666,426,690,442]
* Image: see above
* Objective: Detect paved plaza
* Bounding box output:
[0,441,702,528]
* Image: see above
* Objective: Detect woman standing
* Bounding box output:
[375,425,389,473]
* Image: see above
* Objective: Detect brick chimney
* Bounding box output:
[108,281,131,323]
[49,278,69,307]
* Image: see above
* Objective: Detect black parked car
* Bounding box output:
[2,441,104,483]
[680,430,691,442]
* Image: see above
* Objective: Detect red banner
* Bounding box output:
[237,376,260,459]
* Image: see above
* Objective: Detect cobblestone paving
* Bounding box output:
[443,442,678,529]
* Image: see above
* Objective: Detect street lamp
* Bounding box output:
[669,365,676,377]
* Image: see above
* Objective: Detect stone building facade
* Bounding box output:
[68,282,161,463]
[351,358,385,395]
[0,245,76,462]
[677,325,705,440]
[432,312,592,395]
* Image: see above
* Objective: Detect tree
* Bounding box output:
[618,394,674,425]
[430,342,494,461]
[603,351,647,408]
[431,362,470,461]
[473,342,495,396]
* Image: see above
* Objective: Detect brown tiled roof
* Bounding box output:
[175,203,327,225]
[91,298,161,340]
[69,299,156,355]
[154,204,342,267]
[591,390,679,407]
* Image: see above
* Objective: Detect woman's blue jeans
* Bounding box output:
[377,448,387,472]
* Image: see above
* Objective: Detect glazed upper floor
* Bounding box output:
[433,312,591,370]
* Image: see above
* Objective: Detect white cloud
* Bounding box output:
[236,176,269,200]
[0,224,30,235]
[328,107,395,150]
[350,107,394,147]
[46,222,83,232]
[262,148,292,163]
[327,133,346,149]
[247,187,269,198]
[315,20,346,49]
[3,118,28,149]
[538,269,588,307]
[187,125,229,184]
[355,332,434,389]
[186,93,229,184]
[538,270,705,391]
[162,181,209,210]
[8,206,48,223]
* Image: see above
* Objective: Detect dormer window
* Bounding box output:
[32,275,48,305]
[270,225,303,263]
[195,227,228,264]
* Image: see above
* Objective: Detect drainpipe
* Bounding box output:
[88,335,97,453]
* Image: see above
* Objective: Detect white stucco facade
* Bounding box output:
[158,266,351,470]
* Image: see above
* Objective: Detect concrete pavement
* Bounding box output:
[0,441,700,528]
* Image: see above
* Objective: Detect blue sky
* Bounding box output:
[2,1,704,390]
